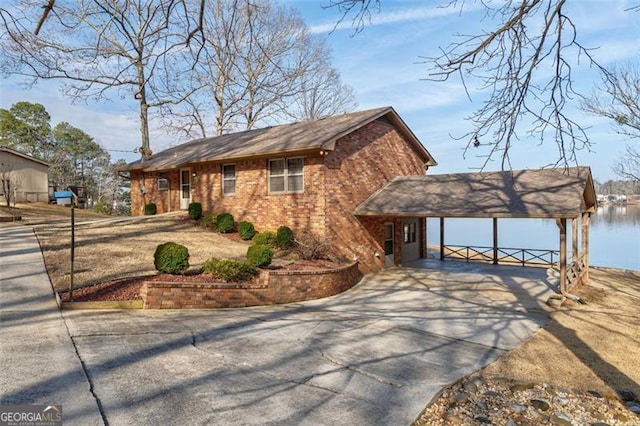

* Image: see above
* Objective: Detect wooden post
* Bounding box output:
[492,218,498,264]
[572,217,578,260]
[582,212,590,283]
[557,218,567,294]
[439,217,445,260]
[68,191,77,302]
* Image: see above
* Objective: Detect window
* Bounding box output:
[269,157,304,193]
[403,222,416,243]
[222,164,236,195]
[158,178,169,191]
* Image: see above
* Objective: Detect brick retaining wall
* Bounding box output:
[141,262,362,309]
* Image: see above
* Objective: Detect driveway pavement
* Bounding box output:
[0,224,556,425]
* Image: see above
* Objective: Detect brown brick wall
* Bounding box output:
[140,262,362,309]
[193,154,328,236]
[130,170,180,215]
[324,120,427,272]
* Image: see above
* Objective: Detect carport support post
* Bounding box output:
[492,218,498,264]
[557,218,567,294]
[572,217,578,261]
[582,212,590,283]
[439,217,445,260]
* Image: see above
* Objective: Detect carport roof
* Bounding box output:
[355,167,597,219]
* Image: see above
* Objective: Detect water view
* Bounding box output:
[426,204,640,271]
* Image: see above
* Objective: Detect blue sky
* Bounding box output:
[1,0,638,182]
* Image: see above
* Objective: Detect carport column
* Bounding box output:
[557,218,567,294]
[439,217,445,260]
[572,217,578,260]
[582,212,590,283]
[492,218,498,264]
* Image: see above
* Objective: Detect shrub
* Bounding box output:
[276,226,294,249]
[203,258,256,282]
[252,231,277,248]
[216,212,235,233]
[199,213,217,230]
[246,244,273,267]
[294,230,337,261]
[144,202,157,215]
[154,242,190,274]
[238,221,256,240]
[188,202,202,220]
[91,200,111,215]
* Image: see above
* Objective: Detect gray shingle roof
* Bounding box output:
[121,107,435,172]
[355,167,597,218]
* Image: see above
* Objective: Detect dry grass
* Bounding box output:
[11,203,250,292]
[479,267,640,399]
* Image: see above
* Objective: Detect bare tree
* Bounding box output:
[0,0,199,159]
[582,64,640,181]
[327,0,617,170]
[282,55,357,121]
[0,161,21,207]
[161,0,356,138]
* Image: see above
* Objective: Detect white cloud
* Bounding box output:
[310,3,482,34]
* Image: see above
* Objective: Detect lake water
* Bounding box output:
[426,204,640,271]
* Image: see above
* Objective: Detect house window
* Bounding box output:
[403,222,416,243]
[222,164,236,195]
[158,178,169,191]
[269,157,304,193]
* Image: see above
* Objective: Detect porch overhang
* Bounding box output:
[355,167,598,304]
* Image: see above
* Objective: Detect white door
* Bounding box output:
[384,223,394,266]
[180,168,191,210]
[401,219,420,263]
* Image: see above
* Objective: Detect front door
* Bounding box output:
[401,219,420,263]
[384,222,394,266]
[180,168,191,210]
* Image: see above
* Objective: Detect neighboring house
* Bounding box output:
[0,146,49,204]
[121,107,437,273]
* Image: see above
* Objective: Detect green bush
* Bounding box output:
[246,244,273,268]
[91,200,111,215]
[216,212,235,233]
[203,258,257,282]
[199,213,217,230]
[153,242,190,274]
[188,202,202,220]
[238,221,256,240]
[252,231,277,248]
[144,202,157,215]
[276,226,294,249]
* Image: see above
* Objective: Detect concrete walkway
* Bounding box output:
[0,224,557,425]
[0,225,103,424]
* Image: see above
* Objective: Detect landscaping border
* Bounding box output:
[141,261,362,309]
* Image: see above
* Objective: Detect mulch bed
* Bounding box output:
[58,259,345,302]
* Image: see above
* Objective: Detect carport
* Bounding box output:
[355,167,598,296]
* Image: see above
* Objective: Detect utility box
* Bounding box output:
[54,190,73,206]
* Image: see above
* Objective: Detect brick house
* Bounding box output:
[122,107,437,273]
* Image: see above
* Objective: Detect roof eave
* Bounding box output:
[121,146,327,173]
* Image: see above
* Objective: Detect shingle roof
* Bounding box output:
[121,106,436,172]
[355,167,597,219]
[0,146,49,167]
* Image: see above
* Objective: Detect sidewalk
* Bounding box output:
[0,225,103,425]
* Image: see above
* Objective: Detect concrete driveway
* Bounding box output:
[1,224,556,425]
